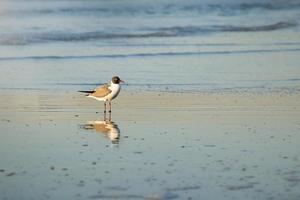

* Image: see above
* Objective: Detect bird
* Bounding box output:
[79,76,124,114]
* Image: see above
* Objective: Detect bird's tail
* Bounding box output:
[78,90,94,94]
[78,90,94,96]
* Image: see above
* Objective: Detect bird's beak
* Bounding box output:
[120,80,125,83]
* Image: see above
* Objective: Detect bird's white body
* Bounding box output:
[87,81,121,102]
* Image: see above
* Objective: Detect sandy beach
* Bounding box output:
[1,1,300,199]
[1,89,300,200]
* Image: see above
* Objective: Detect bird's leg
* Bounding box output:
[109,101,112,113]
[108,101,111,122]
[103,101,107,121]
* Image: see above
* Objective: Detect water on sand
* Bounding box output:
[1,0,300,199]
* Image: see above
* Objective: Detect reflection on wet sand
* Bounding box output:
[81,120,120,144]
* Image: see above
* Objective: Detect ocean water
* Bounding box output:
[0,0,300,93]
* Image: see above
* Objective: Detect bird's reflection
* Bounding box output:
[82,120,120,144]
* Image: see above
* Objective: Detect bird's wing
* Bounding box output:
[90,84,112,98]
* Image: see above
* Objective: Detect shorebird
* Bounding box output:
[79,76,124,114]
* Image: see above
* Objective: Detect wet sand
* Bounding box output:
[0,90,300,200]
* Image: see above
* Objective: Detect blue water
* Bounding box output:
[0,0,300,93]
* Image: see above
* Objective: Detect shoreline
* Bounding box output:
[1,86,300,95]
[0,89,299,123]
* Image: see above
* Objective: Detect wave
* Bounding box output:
[157,21,297,35]
[1,48,300,61]
[2,1,300,17]
[181,2,300,14]
[0,21,296,45]
[0,31,176,45]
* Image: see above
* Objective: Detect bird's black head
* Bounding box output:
[111,76,124,84]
